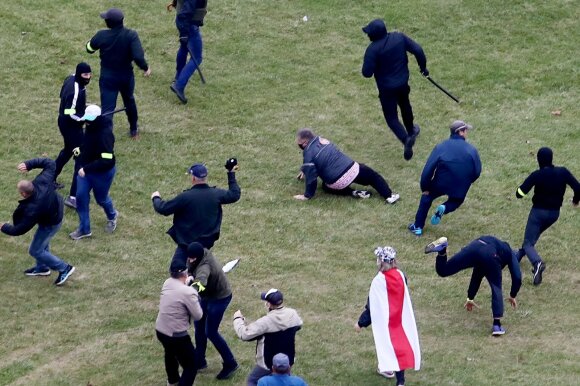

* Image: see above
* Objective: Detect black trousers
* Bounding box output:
[100,73,139,134]
[378,84,415,145]
[156,330,198,386]
[519,207,560,266]
[55,116,83,196]
[436,240,505,318]
[322,164,393,199]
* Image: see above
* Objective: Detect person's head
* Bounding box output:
[169,259,188,282]
[188,163,208,185]
[82,104,102,126]
[374,246,398,272]
[362,19,388,42]
[186,242,205,267]
[271,353,291,375]
[449,120,473,138]
[296,128,315,150]
[17,180,34,199]
[537,147,553,168]
[75,62,92,87]
[261,288,284,310]
[100,8,124,29]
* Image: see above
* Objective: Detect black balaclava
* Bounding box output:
[105,18,123,29]
[537,147,553,168]
[75,62,92,87]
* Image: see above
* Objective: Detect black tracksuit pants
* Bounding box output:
[55,115,83,196]
[100,73,138,134]
[321,164,393,199]
[379,84,415,145]
[156,330,198,386]
[519,207,560,266]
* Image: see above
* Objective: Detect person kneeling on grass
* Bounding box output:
[424,235,521,336]
[355,246,420,386]
[294,128,400,204]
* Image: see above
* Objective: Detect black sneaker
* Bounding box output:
[412,123,421,138]
[403,136,414,160]
[24,267,51,276]
[216,361,239,380]
[532,262,546,286]
[170,84,188,104]
[55,265,75,286]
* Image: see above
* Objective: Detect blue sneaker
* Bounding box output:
[425,237,448,254]
[431,204,446,225]
[492,324,506,336]
[408,223,423,236]
[54,265,75,286]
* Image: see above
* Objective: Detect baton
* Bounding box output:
[425,76,460,104]
[186,45,206,84]
[101,107,127,117]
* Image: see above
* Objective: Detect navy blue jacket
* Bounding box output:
[362,19,427,90]
[301,136,355,198]
[87,25,148,75]
[176,0,208,36]
[420,134,481,198]
[1,159,64,236]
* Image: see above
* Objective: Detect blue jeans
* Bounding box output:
[413,189,465,228]
[29,222,68,272]
[194,294,236,366]
[519,207,560,266]
[175,25,203,91]
[76,167,117,234]
[100,73,138,133]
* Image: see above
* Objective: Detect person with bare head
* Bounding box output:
[295,128,399,204]
[1,158,75,286]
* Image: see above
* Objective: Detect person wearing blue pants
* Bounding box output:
[70,105,118,240]
[1,158,75,286]
[425,235,521,336]
[515,147,580,285]
[168,0,208,104]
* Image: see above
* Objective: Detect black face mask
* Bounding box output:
[79,76,91,87]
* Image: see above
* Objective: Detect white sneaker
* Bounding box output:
[352,190,371,199]
[377,369,395,378]
[386,193,400,204]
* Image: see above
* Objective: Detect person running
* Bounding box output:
[515,147,580,285]
[424,236,521,336]
[362,18,428,160]
[355,246,420,386]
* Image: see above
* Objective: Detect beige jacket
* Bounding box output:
[234,306,303,369]
[155,277,203,337]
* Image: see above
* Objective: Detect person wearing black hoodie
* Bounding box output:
[516,147,580,285]
[54,62,92,208]
[69,105,118,240]
[86,8,151,138]
[1,158,75,286]
[362,19,428,161]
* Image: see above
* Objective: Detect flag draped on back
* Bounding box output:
[369,269,421,372]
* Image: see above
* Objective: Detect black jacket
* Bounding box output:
[1,159,64,236]
[517,167,580,209]
[87,25,148,75]
[58,75,87,123]
[78,116,116,174]
[152,173,241,247]
[362,19,427,90]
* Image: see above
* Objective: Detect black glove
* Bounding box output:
[420,68,429,77]
[224,158,239,172]
[179,36,189,44]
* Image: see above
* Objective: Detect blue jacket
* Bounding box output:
[362,19,427,90]
[420,134,481,198]
[301,137,355,198]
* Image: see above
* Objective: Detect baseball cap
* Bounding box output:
[169,259,187,274]
[272,353,290,372]
[188,163,208,178]
[261,288,284,306]
[449,120,473,134]
[82,104,101,121]
[374,246,397,263]
[100,8,124,22]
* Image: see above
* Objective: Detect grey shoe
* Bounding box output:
[64,196,77,209]
[352,190,371,199]
[69,229,92,240]
[105,211,118,233]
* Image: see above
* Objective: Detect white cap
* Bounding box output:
[83,104,101,121]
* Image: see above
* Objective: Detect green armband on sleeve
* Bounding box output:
[64,108,76,115]
[192,281,206,292]
[86,41,96,53]
[101,153,113,159]
[517,188,527,197]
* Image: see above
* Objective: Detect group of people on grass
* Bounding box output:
[1,5,579,386]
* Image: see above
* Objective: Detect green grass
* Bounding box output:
[0,0,579,385]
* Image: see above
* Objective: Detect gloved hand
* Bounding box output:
[224,158,239,172]
[73,147,81,157]
[420,68,429,77]
[179,36,188,44]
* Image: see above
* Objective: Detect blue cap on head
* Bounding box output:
[188,163,208,178]
[272,353,290,371]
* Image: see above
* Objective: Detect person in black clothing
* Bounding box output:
[516,147,580,285]
[86,8,151,139]
[69,105,118,240]
[424,236,521,336]
[362,19,428,161]
[1,158,75,286]
[151,159,241,264]
[54,62,92,208]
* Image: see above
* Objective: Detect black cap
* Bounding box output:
[169,259,187,274]
[187,242,205,259]
[100,8,124,22]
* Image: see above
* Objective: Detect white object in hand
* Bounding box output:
[303,16,308,22]
[222,259,240,273]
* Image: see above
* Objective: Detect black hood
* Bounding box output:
[537,147,553,168]
[362,19,387,41]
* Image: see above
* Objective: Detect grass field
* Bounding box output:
[0,0,579,385]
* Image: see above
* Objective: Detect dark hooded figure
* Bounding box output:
[362,19,428,161]
[54,62,92,207]
[516,147,580,285]
[86,8,151,139]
